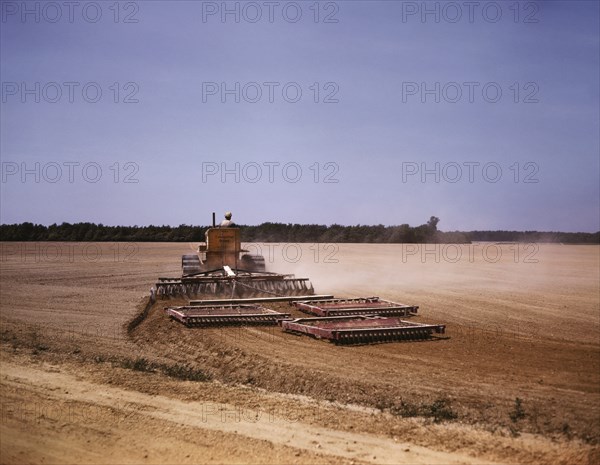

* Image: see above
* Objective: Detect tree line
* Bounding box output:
[0,219,598,244]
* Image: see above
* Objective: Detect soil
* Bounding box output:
[1,242,598,464]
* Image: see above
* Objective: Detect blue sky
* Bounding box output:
[1,0,598,231]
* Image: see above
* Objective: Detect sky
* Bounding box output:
[0,0,598,232]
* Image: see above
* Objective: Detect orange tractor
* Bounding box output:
[156,213,314,298]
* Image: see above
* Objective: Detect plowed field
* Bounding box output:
[1,242,598,464]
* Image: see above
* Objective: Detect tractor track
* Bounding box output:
[2,360,499,465]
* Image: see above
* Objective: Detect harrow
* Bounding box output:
[165,304,291,327]
[156,270,314,298]
[189,295,335,305]
[154,212,446,344]
[293,297,418,317]
[156,215,314,299]
[163,295,446,345]
[281,315,446,344]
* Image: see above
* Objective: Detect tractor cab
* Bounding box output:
[198,227,243,270]
[182,222,265,276]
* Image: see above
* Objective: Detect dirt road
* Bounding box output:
[2,359,499,465]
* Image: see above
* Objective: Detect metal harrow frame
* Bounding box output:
[189,294,335,305]
[281,315,445,344]
[157,273,314,298]
[165,304,291,327]
[293,297,418,317]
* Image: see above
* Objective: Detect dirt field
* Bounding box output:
[1,242,598,464]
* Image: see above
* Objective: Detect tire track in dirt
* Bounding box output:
[1,361,495,465]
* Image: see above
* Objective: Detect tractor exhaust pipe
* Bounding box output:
[212,212,216,228]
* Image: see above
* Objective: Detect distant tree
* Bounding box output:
[427,216,440,231]
[1,219,598,244]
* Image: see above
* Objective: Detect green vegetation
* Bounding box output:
[121,357,211,382]
[161,363,211,382]
[0,219,597,244]
[389,397,458,423]
[510,397,527,423]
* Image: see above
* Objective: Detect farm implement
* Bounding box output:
[156,213,314,298]
[280,315,445,345]
[293,297,418,317]
[157,212,446,344]
[164,304,290,327]
[156,272,314,299]
[163,295,446,344]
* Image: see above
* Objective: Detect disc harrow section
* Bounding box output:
[293,297,418,317]
[165,304,291,327]
[182,254,202,276]
[281,316,445,344]
[156,275,314,298]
